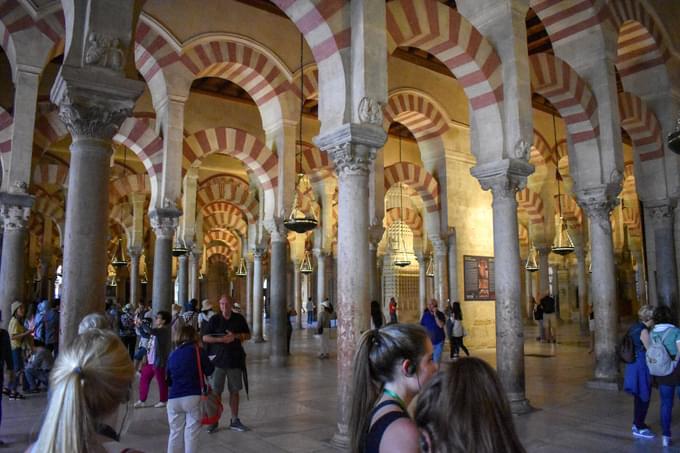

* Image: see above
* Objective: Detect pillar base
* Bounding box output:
[270,354,288,368]
[509,398,534,415]
[254,337,265,343]
[330,430,349,449]
[586,377,621,391]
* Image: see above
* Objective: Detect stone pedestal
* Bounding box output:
[150,210,180,314]
[177,254,189,306]
[269,231,288,367]
[472,159,532,414]
[0,195,32,327]
[578,189,619,389]
[252,248,265,342]
[128,247,141,307]
[647,202,679,319]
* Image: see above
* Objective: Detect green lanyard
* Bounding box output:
[382,388,407,412]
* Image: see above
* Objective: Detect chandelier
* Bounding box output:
[284,33,318,234]
[550,114,574,256]
[525,242,539,272]
[235,257,247,277]
[300,250,313,274]
[425,255,434,277]
[111,238,128,267]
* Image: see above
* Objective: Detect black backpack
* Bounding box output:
[618,330,635,364]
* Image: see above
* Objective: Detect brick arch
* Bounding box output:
[110,202,134,233]
[384,207,423,236]
[208,253,230,265]
[0,106,12,174]
[529,0,609,47]
[557,194,583,227]
[202,204,248,236]
[531,129,553,167]
[618,91,664,162]
[32,161,68,188]
[205,229,241,251]
[384,162,439,213]
[183,127,278,192]
[517,187,544,225]
[518,224,529,248]
[387,0,503,113]
[110,174,150,206]
[292,64,319,102]
[32,194,64,226]
[299,141,333,183]
[383,91,449,143]
[197,176,258,224]
[529,53,599,145]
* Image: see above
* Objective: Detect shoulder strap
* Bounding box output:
[661,328,674,344]
[194,345,206,393]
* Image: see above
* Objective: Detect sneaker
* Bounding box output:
[663,435,672,447]
[154,402,166,408]
[229,418,250,432]
[133,400,145,409]
[12,393,25,400]
[632,425,655,439]
[2,388,9,396]
[206,423,219,434]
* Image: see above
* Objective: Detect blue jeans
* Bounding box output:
[433,342,444,364]
[9,348,24,392]
[307,312,313,326]
[25,368,49,391]
[659,384,675,436]
[633,394,650,429]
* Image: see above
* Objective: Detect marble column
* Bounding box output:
[268,226,288,367]
[368,225,383,303]
[188,249,200,302]
[434,241,449,310]
[632,250,647,306]
[647,202,679,319]
[245,256,254,326]
[128,247,141,308]
[252,248,265,342]
[578,190,619,389]
[316,123,386,444]
[177,253,189,306]
[150,210,180,314]
[472,159,532,414]
[417,253,427,315]
[536,246,551,296]
[448,229,458,303]
[575,245,588,334]
[294,262,302,329]
[0,196,31,327]
[315,250,327,314]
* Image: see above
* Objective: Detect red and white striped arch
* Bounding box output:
[208,253,230,265]
[32,161,68,188]
[558,194,583,227]
[384,207,423,236]
[383,91,449,143]
[618,91,664,162]
[110,174,150,206]
[386,0,503,111]
[0,106,12,170]
[531,129,554,167]
[291,65,319,102]
[32,194,64,225]
[204,229,241,251]
[518,224,529,248]
[384,162,439,213]
[197,176,258,224]
[299,141,333,183]
[202,204,248,236]
[529,53,599,145]
[517,187,545,225]
[183,127,278,191]
[110,203,134,232]
[529,0,609,47]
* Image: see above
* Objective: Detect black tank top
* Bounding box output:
[364,400,409,453]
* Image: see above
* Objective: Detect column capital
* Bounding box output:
[263,218,287,243]
[647,200,676,228]
[432,237,448,256]
[314,123,387,176]
[575,186,619,230]
[0,192,33,231]
[127,246,142,259]
[51,66,144,141]
[253,246,266,259]
[471,158,533,201]
[150,207,181,239]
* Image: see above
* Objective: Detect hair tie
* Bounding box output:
[73,366,83,376]
[370,329,381,348]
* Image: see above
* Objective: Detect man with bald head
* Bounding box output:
[202,295,251,433]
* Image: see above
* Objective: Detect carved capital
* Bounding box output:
[253,246,266,259]
[0,204,30,230]
[263,218,287,243]
[150,208,180,240]
[576,188,618,231]
[315,123,386,177]
[646,201,675,229]
[59,100,131,140]
[471,159,533,205]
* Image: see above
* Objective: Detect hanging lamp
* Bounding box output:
[525,242,539,272]
[549,114,575,256]
[300,250,313,274]
[284,32,318,234]
[140,272,148,284]
[425,255,434,277]
[235,257,247,277]
[111,238,128,267]
[393,132,411,268]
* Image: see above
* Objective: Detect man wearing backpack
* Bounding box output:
[540,293,557,343]
[649,306,680,447]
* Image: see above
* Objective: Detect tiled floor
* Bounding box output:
[1,321,678,452]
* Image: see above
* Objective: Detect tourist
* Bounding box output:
[105,299,120,333]
[370,301,385,329]
[388,297,398,324]
[198,299,215,332]
[532,297,544,342]
[24,339,54,393]
[420,299,446,365]
[133,304,153,371]
[33,299,58,355]
[29,329,140,453]
[166,325,214,453]
[286,306,296,355]
[414,357,525,453]
[182,299,199,331]
[201,294,251,433]
[446,302,469,359]
[540,292,557,343]
[134,310,171,409]
[588,304,595,353]
[171,304,183,348]
[305,297,314,327]
[119,303,137,359]
[8,301,31,400]
[316,300,333,359]
[348,324,437,453]
[78,312,112,334]
[623,304,654,439]
[0,313,12,446]
[649,305,680,447]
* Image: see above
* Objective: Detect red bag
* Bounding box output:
[194,345,223,426]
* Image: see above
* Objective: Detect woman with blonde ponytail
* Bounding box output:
[30,329,139,453]
[349,324,437,453]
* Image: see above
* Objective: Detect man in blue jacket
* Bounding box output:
[421,299,446,365]
[34,300,59,355]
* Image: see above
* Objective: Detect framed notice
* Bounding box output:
[463,255,495,301]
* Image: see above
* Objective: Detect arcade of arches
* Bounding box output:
[1,0,680,448]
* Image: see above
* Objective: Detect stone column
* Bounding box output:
[536,246,550,296]
[433,241,449,310]
[252,248,265,342]
[293,261,302,329]
[315,250,327,314]
[0,196,31,327]
[150,210,180,314]
[472,159,532,414]
[316,123,386,444]
[245,256,254,326]
[368,225,383,303]
[268,225,288,366]
[575,244,588,334]
[647,201,679,318]
[128,247,141,308]
[632,250,647,306]
[448,229,458,302]
[188,249,200,302]
[417,253,427,315]
[177,253,189,306]
[52,72,142,347]
[577,189,619,389]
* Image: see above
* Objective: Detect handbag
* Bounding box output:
[194,345,223,426]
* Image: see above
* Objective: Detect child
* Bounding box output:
[25,340,54,393]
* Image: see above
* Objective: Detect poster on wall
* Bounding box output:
[463,255,495,301]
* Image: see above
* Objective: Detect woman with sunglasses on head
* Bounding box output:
[349,324,437,453]
[414,357,525,453]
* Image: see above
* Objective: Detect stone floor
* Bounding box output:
[1,321,679,452]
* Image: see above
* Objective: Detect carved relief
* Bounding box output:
[59,98,131,140]
[85,33,125,72]
[512,139,531,161]
[150,215,178,240]
[358,97,383,125]
[0,204,30,230]
[648,203,674,228]
[9,181,28,195]
[577,195,617,231]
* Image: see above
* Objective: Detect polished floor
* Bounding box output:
[1,320,678,452]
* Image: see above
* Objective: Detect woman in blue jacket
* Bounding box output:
[623,305,654,440]
[166,325,214,453]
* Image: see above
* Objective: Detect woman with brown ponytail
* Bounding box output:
[348,324,437,453]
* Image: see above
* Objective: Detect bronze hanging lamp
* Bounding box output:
[550,114,575,256]
[525,242,539,273]
[235,257,247,277]
[300,250,314,274]
[284,33,318,234]
[425,254,434,277]
[393,133,411,267]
